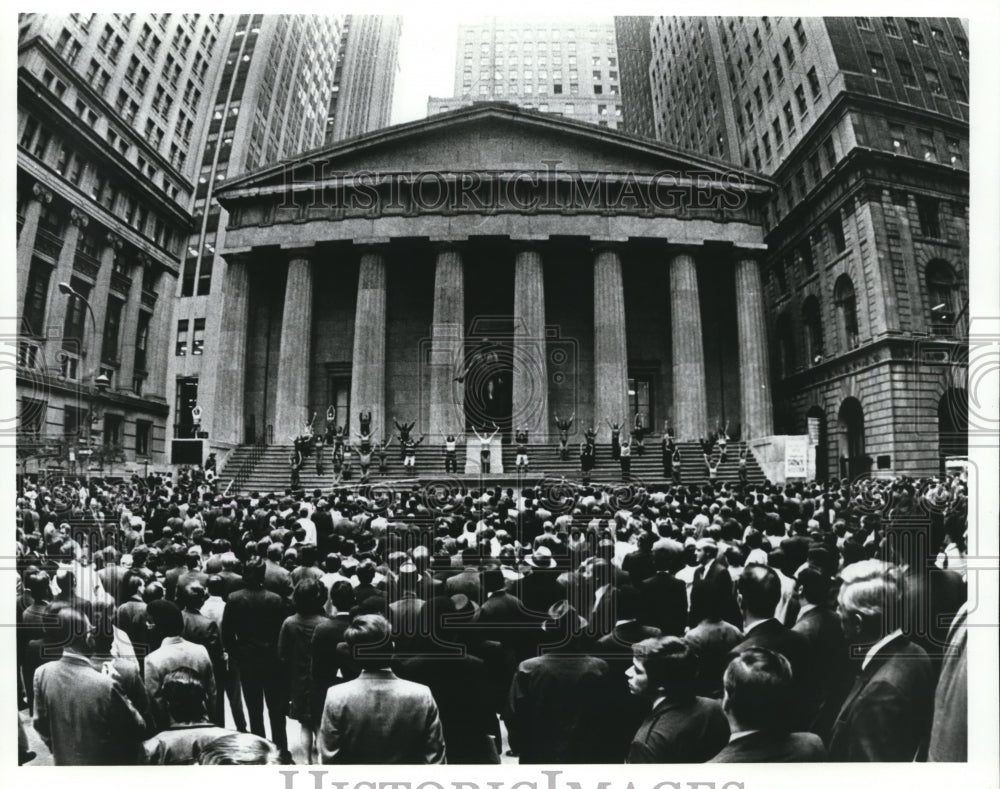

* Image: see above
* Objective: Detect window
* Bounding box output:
[869,51,887,79]
[62,278,91,352]
[102,297,124,363]
[175,319,189,355]
[883,18,900,37]
[134,311,150,372]
[772,54,784,83]
[794,168,807,199]
[21,263,51,336]
[931,26,949,52]
[795,84,807,114]
[772,117,783,147]
[897,58,917,87]
[807,67,821,99]
[906,19,925,45]
[762,131,772,161]
[783,102,795,134]
[794,19,807,47]
[192,318,205,355]
[889,123,908,154]
[782,37,795,65]
[856,17,872,31]
[950,73,967,102]
[917,196,941,237]
[763,71,773,98]
[918,129,937,161]
[925,68,943,95]
[802,296,824,363]
[947,137,964,167]
[955,36,967,59]
[834,275,860,349]
[927,260,957,334]
[828,211,847,254]
[135,420,152,456]
[103,413,123,448]
[754,87,763,112]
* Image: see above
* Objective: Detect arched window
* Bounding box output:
[802,296,824,364]
[926,259,956,335]
[776,312,796,377]
[834,274,859,351]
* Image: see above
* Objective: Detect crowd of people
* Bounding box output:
[14,464,970,764]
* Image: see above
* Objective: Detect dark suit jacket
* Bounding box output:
[640,571,688,637]
[729,618,809,687]
[828,635,934,761]
[514,568,565,616]
[629,696,730,763]
[509,653,615,763]
[221,587,288,666]
[263,562,294,598]
[98,565,130,607]
[395,651,499,764]
[709,730,827,762]
[445,567,482,603]
[792,606,852,735]
[182,609,225,670]
[215,570,245,601]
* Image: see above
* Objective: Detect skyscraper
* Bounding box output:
[169,14,402,447]
[427,17,623,129]
[632,16,970,475]
[325,15,403,144]
[613,16,656,139]
[15,13,227,471]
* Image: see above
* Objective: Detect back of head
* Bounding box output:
[53,605,91,652]
[293,577,328,615]
[344,613,392,668]
[206,574,225,598]
[356,559,376,585]
[795,564,831,607]
[632,636,697,699]
[147,599,184,637]
[723,647,794,730]
[242,555,266,588]
[737,564,781,619]
[197,733,282,765]
[160,667,209,724]
[323,553,342,574]
[652,539,683,572]
[838,559,898,627]
[615,584,643,621]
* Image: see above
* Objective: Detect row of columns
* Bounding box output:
[17,186,167,397]
[214,242,774,446]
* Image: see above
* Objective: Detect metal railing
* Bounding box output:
[223,432,268,495]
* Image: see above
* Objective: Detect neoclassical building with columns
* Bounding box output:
[210,103,776,456]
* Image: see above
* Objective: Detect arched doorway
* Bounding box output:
[837,397,867,480]
[806,405,828,481]
[938,387,968,472]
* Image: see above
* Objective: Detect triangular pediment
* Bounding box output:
[218,102,772,196]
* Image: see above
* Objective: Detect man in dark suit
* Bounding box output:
[828,560,934,761]
[508,604,616,763]
[640,539,688,637]
[709,647,827,762]
[690,538,740,627]
[222,556,291,759]
[514,546,565,617]
[395,596,500,763]
[627,636,730,763]
[791,564,852,737]
[181,581,226,725]
[215,554,246,600]
[263,542,294,598]
[727,565,808,700]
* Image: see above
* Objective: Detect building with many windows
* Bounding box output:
[427,17,624,129]
[613,16,656,140]
[16,13,228,474]
[167,14,402,446]
[628,15,970,476]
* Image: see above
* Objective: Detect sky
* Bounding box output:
[391,15,462,124]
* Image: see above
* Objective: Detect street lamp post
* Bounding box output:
[59,282,110,480]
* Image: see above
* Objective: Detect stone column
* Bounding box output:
[513,244,550,438]
[16,184,51,309]
[213,255,251,445]
[429,244,464,440]
[593,245,630,443]
[274,256,314,443]
[735,257,775,439]
[115,255,149,395]
[669,251,708,440]
[146,268,174,404]
[44,209,87,356]
[349,247,387,442]
[87,233,121,374]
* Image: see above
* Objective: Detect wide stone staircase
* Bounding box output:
[218,437,767,495]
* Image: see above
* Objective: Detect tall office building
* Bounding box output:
[168,14,345,446]
[427,17,624,129]
[613,16,656,139]
[169,14,402,447]
[634,16,970,475]
[325,15,402,144]
[16,13,228,472]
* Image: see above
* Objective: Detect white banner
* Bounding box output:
[785,434,810,478]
